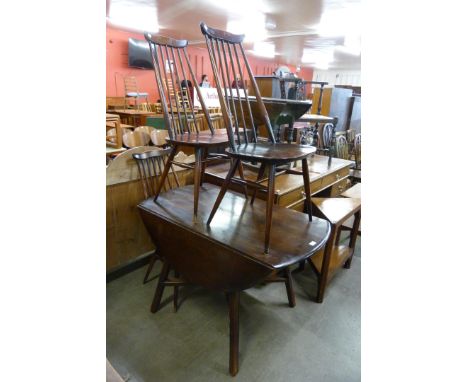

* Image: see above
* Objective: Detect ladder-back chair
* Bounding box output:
[133,149,184,306]
[200,22,317,254]
[144,32,233,217]
[124,76,149,109]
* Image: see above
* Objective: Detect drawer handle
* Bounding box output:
[335,174,340,180]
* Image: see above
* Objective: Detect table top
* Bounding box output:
[230,96,311,125]
[138,184,330,270]
[296,114,334,124]
[106,113,120,121]
[109,109,157,116]
[205,154,354,196]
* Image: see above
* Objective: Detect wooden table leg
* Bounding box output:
[193,147,203,217]
[264,164,276,254]
[345,210,361,269]
[227,291,240,376]
[301,159,312,221]
[151,260,170,313]
[284,267,296,307]
[317,225,337,303]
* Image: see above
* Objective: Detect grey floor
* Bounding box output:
[107,234,360,382]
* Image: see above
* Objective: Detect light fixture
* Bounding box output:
[301,48,334,69]
[108,0,159,33]
[227,13,268,42]
[251,41,276,58]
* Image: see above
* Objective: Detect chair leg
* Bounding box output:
[316,225,337,303]
[151,260,171,313]
[344,210,361,269]
[143,250,159,284]
[193,147,203,217]
[264,164,276,254]
[207,158,240,225]
[227,291,240,377]
[237,161,249,198]
[251,162,266,205]
[154,146,177,202]
[200,147,208,186]
[173,270,179,312]
[301,159,312,221]
[284,267,296,307]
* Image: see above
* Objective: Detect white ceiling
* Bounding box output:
[107,0,361,70]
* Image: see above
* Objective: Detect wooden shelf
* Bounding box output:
[310,245,353,278]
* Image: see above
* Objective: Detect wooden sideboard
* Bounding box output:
[106,147,193,273]
[204,155,353,212]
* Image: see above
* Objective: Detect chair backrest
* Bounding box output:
[132,148,178,198]
[200,22,276,149]
[321,123,334,149]
[123,130,151,148]
[124,76,139,94]
[335,135,349,159]
[106,118,123,149]
[354,133,361,169]
[144,32,214,139]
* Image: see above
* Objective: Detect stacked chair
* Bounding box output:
[200,22,317,254]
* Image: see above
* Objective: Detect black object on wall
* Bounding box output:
[128,38,154,69]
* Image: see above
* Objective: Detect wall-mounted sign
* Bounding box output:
[193,88,247,108]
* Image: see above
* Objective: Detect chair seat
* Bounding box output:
[341,183,361,199]
[226,142,316,163]
[126,92,149,97]
[311,197,361,225]
[167,130,229,146]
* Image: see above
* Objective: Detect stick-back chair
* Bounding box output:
[133,149,183,298]
[200,22,317,254]
[144,32,233,217]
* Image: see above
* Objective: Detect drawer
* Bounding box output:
[276,166,350,207]
[285,198,306,212]
[319,167,350,190]
[330,178,350,197]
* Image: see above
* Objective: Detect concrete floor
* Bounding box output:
[107,235,360,382]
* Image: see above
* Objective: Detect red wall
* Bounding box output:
[106,25,313,102]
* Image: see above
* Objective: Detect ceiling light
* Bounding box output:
[251,41,276,58]
[108,0,159,33]
[302,48,334,64]
[227,13,267,42]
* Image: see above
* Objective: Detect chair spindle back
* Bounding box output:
[133,148,179,199]
[354,134,361,170]
[144,33,214,139]
[335,135,349,159]
[200,22,276,150]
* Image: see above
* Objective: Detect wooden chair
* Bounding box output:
[122,130,151,148]
[335,134,349,159]
[150,129,169,146]
[132,149,184,291]
[144,31,231,217]
[201,22,316,254]
[106,119,123,149]
[307,197,361,302]
[350,133,361,182]
[124,76,149,109]
[316,122,335,155]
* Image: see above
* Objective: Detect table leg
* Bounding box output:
[264,164,276,254]
[193,147,203,217]
[227,291,240,376]
[317,224,337,303]
[151,260,171,313]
